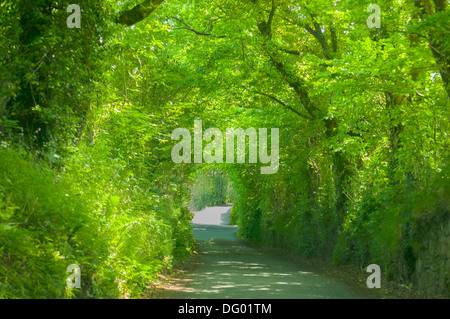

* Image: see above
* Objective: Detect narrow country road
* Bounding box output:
[168,206,372,299]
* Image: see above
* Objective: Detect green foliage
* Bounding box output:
[0,0,448,298]
[191,170,229,211]
[60,99,195,297]
[0,0,114,152]
[0,147,113,298]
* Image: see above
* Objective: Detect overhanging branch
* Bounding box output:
[244,86,313,120]
[171,16,227,38]
[117,0,165,26]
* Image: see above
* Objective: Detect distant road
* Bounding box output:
[168,206,370,299]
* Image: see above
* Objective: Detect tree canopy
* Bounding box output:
[0,0,448,298]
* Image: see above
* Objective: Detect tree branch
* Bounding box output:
[171,16,226,38]
[277,8,334,60]
[268,56,317,118]
[244,86,313,120]
[267,0,276,35]
[117,0,165,26]
[257,0,277,39]
[280,48,301,56]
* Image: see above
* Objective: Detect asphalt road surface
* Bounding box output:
[168,206,370,299]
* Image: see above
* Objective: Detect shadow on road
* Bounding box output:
[167,206,372,299]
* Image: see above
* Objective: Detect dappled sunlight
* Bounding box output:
[166,207,367,299]
[241,273,291,277]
